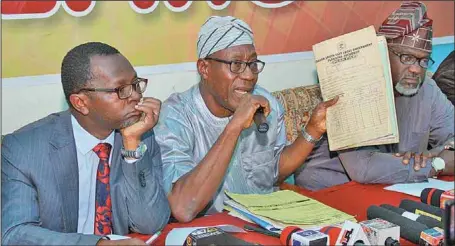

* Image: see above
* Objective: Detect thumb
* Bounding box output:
[323,96,339,108]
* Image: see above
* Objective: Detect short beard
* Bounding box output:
[119,116,140,129]
[395,76,422,96]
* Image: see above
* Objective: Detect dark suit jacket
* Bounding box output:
[2,110,170,245]
[433,51,455,105]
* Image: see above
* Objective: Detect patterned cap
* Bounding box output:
[197,16,255,58]
[377,1,433,52]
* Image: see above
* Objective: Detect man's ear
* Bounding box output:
[197,58,210,80]
[69,93,90,115]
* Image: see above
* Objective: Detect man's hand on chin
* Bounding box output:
[120,97,161,150]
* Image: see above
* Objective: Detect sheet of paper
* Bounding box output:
[384,178,454,197]
[225,190,355,227]
[165,225,245,246]
[225,199,284,231]
[312,26,398,150]
[227,209,254,223]
[106,234,130,240]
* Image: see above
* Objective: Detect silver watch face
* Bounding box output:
[122,143,147,158]
[432,157,445,171]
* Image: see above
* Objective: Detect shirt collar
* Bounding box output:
[71,115,115,155]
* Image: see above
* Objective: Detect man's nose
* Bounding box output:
[240,65,256,81]
[408,62,423,74]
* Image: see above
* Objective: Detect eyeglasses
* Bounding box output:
[390,50,435,69]
[77,77,148,99]
[205,57,265,74]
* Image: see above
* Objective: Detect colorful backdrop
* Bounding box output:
[2,1,454,78]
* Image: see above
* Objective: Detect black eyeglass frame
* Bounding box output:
[75,77,148,99]
[389,49,435,69]
[205,57,266,74]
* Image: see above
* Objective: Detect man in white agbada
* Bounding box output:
[154,16,338,222]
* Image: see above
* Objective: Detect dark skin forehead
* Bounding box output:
[389,44,431,58]
[210,44,257,60]
[88,54,136,88]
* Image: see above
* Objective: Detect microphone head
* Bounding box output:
[257,122,269,133]
[320,226,342,245]
[367,205,429,244]
[420,188,445,207]
[254,107,269,133]
[280,226,301,246]
[400,199,444,220]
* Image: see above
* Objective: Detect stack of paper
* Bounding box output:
[312,26,399,151]
[224,190,356,232]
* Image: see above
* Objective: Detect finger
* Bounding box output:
[395,153,404,157]
[135,103,159,116]
[139,98,161,108]
[414,153,421,169]
[135,104,159,116]
[402,152,412,165]
[322,96,339,108]
[422,155,429,168]
[252,95,270,117]
[136,100,161,115]
[422,150,433,168]
[245,117,255,129]
[141,96,160,102]
[414,159,420,171]
[138,104,160,116]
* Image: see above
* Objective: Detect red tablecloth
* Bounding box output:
[131,176,454,245]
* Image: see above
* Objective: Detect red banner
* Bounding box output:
[1,1,293,19]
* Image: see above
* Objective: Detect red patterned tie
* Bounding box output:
[93,143,113,235]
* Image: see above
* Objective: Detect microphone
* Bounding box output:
[184,227,256,245]
[440,189,454,209]
[399,199,444,222]
[320,220,400,246]
[280,226,329,246]
[358,218,400,246]
[319,225,367,245]
[444,200,455,246]
[421,188,445,208]
[319,226,342,245]
[254,107,269,133]
[367,205,429,244]
[333,220,370,245]
[421,188,454,209]
[380,204,442,229]
[420,227,445,246]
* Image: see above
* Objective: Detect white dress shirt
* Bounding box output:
[71,116,116,234]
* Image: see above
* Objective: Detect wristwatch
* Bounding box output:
[301,125,323,144]
[431,157,446,177]
[121,142,147,159]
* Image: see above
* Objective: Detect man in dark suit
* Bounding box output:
[2,42,170,245]
[433,51,455,105]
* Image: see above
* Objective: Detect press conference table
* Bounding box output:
[131,176,454,245]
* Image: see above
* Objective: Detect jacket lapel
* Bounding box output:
[49,111,79,232]
[110,131,127,234]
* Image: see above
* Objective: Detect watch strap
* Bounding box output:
[301,125,323,144]
[431,157,446,178]
[121,142,147,159]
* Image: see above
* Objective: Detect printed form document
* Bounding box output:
[312,26,399,151]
